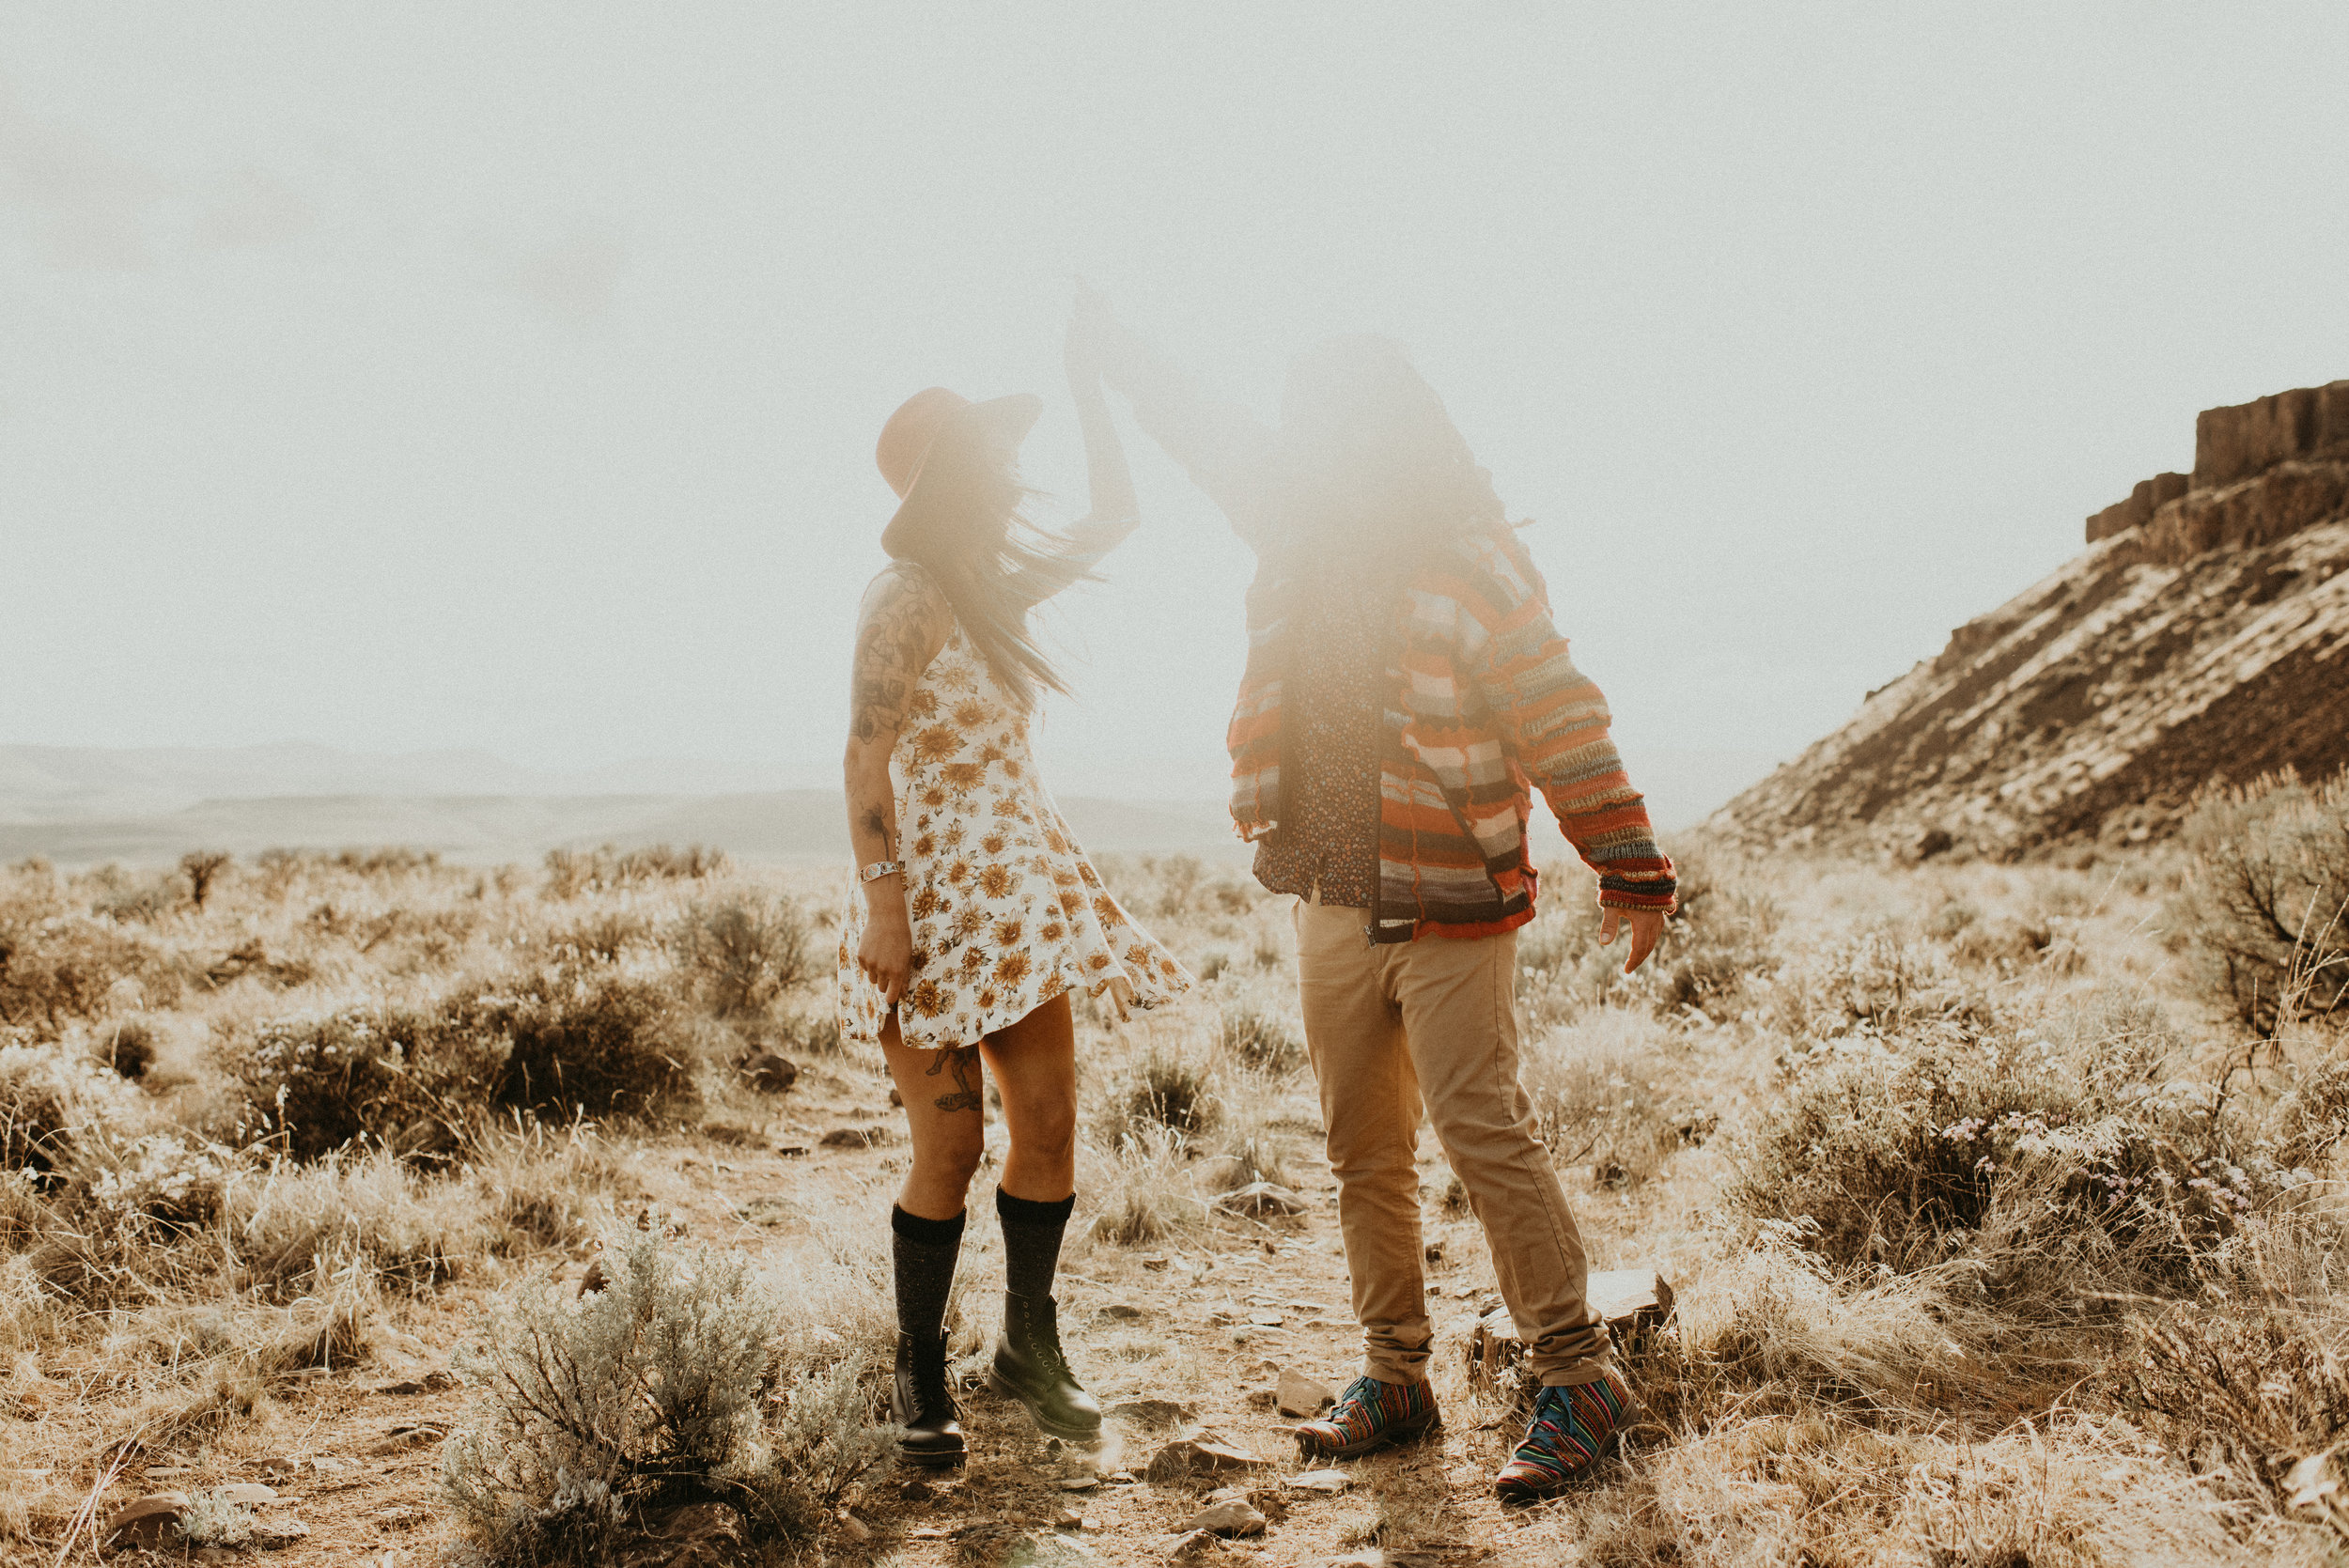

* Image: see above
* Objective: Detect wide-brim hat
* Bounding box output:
[876,387,1043,559]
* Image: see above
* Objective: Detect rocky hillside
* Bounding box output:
[1707,380,2349,858]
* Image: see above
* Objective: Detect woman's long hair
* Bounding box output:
[1277,334,1511,589]
[890,440,1083,709]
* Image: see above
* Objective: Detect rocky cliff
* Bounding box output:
[1706,380,2349,859]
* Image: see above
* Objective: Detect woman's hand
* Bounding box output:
[858,898,914,1008]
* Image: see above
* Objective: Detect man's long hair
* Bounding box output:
[889,443,1082,709]
[1278,334,1511,588]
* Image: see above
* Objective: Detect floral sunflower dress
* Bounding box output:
[836,578,1194,1051]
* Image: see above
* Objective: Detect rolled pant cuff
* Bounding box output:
[1536,1361,1618,1388]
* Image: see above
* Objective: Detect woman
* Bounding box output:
[837,291,1193,1469]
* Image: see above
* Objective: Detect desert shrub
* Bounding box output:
[1515,908,1592,979]
[467,1120,629,1254]
[88,1134,236,1234]
[0,911,169,1036]
[231,979,688,1161]
[228,1003,494,1162]
[179,851,231,910]
[231,1149,465,1298]
[441,1227,888,1560]
[1108,1047,1219,1146]
[97,1017,156,1079]
[2121,1215,2349,1549]
[2177,768,2349,1032]
[543,844,727,900]
[1733,1003,2252,1290]
[546,910,651,965]
[493,976,691,1122]
[2266,1057,2349,1172]
[0,1043,137,1182]
[1084,1124,1199,1245]
[0,1049,75,1179]
[1657,872,1781,1013]
[175,1493,256,1548]
[770,1006,844,1057]
[85,863,182,924]
[1207,1086,1292,1189]
[1520,1012,1712,1187]
[1221,997,1302,1073]
[671,893,812,1017]
[1760,926,1998,1043]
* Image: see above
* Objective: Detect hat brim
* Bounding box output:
[880,393,1043,558]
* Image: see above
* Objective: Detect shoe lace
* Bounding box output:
[1027,1300,1075,1384]
[910,1344,956,1418]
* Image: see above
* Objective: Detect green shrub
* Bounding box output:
[671,894,812,1017]
[2176,768,2349,1032]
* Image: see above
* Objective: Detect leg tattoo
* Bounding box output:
[927,1046,983,1114]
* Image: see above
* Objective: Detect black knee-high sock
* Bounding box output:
[996,1188,1075,1301]
[892,1204,965,1338]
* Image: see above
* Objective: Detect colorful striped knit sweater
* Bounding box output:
[1119,356,1677,939]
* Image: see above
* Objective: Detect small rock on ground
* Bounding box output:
[1106,1398,1191,1428]
[1277,1368,1338,1416]
[1214,1181,1306,1216]
[1144,1438,1269,1483]
[1182,1498,1268,1537]
[102,1494,190,1550]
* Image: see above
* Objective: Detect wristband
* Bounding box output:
[859,861,903,884]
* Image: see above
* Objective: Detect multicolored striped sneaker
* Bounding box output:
[1292,1374,1440,1459]
[1493,1371,1632,1502]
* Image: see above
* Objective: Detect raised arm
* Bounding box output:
[1081,293,1283,549]
[1069,278,1137,529]
[844,563,953,1007]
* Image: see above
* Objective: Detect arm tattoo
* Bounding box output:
[849,567,948,746]
[860,803,895,860]
[926,1045,983,1114]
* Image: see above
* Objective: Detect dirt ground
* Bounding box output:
[81,1045,1677,1568]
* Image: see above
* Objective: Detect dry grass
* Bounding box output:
[4,791,2349,1563]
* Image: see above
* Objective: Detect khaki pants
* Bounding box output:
[1293,899,1610,1389]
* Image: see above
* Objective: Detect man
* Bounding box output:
[1081,295,1674,1502]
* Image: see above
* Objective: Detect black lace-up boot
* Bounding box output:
[988,1290,1101,1441]
[892,1330,966,1468]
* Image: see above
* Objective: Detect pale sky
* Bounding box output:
[5,5,2346,802]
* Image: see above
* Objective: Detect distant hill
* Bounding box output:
[0,790,1246,869]
[0,737,1768,867]
[0,743,821,824]
[1706,380,2349,858]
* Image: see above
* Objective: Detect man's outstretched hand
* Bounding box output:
[1597,907,1666,974]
